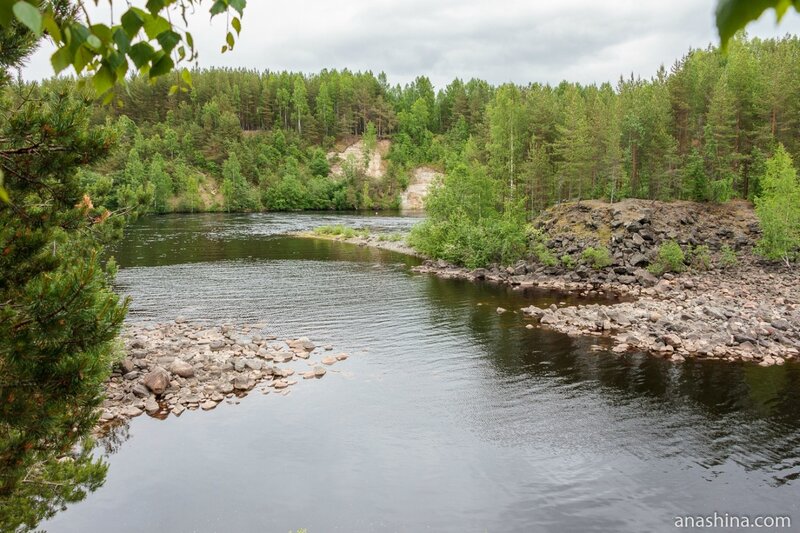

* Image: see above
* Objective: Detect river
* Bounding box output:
[44,212,800,532]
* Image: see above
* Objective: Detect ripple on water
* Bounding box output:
[43,213,800,533]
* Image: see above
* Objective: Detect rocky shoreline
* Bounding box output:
[413,259,799,365]
[411,198,800,365]
[100,321,348,425]
[294,230,421,257]
[296,199,798,365]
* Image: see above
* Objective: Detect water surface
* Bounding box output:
[45,212,800,533]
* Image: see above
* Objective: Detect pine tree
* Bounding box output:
[315,82,335,137]
[0,67,126,516]
[553,85,592,201]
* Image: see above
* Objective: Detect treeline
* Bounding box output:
[53,34,800,215]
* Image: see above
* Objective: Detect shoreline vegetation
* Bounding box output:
[296,196,798,366]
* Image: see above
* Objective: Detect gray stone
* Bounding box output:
[209,340,226,351]
[144,397,160,414]
[244,358,263,371]
[119,358,136,374]
[772,319,791,331]
[233,375,255,391]
[122,406,143,418]
[142,367,170,395]
[296,337,315,351]
[170,359,195,378]
[629,253,648,267]
[132,383,150,398]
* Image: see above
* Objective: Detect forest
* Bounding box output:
[40,34,799,218]
[2,0,800,530]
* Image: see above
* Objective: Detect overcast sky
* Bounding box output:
[22,0,800,88]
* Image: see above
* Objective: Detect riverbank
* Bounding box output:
[100,321,348,424]
[296,200,799,365]
[293,230,423,257]
[414,199,799,364]
[414,258,799,365]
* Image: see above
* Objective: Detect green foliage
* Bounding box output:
[363,121,378,154]
[1,440,107,533]
[581,246,613,269]
[560,254,576,269]
[716,0,800,49]
[754,144,800,265]
[45,33,800,215]
[408,163,529,268]
[719,244,739,268]
[378,232,404,242]
[0,0,248,98]
[531,242,557,267]
[685,148,709,201]
[688,244,712,270]
[308,148,330,178]
[648,241,686,275]
[221,152,257,211]
[0,86,127,521]
[312,225,369,239]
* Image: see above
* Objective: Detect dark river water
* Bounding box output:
[44,212,800,533]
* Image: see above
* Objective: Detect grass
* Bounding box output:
[312,225,370,239]
[377,232,404,242]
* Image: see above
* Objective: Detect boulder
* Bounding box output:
[119,358,136,374]
[629,253,648,267]
[170,359,195,378]
[142,367,170,395]
[662,333,682,347]
[209,340,226,351]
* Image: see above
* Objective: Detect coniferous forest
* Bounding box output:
[3,0,800,530]
[49,34,800,217]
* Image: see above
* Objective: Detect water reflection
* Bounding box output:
[41,213,800,533]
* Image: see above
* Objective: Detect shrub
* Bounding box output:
[648,241,686,275]
[688,244,711,271]
[531,242,557,267]
[408,162,529,269]
[560,254,575,269]
[719,245,738,269]
[581,246,612,269]
[754,144,800,266]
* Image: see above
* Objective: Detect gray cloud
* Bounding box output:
[22,0,800,88]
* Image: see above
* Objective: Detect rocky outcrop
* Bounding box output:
[100,322,347,424]
[410,199,799,364]
[400,167,442,211]
[538,198,757,278]
[328,139,390,180]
